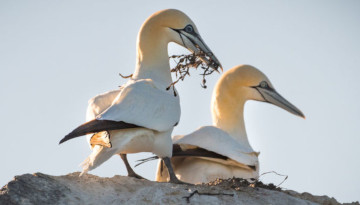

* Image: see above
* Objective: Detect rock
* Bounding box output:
[0,172,358,205]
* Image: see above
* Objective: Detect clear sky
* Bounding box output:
[1,0,359,203]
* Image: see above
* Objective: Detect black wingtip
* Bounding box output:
[59,119,100,145]
[59,131,77,145]
[59,119,140,145]
[59,137,67,145]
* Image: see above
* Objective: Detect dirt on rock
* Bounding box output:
[206,177,282,192]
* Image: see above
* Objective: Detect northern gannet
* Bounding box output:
[154,65,304,184]
[59,9,221,183]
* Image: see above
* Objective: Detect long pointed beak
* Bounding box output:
[179,31,223,72]
[257,87,305,118]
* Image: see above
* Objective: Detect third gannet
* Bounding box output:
[155,65,304,184]
[59,9,221,183]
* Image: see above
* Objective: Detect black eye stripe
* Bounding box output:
[251,81,274,91]
[254,87,269,102]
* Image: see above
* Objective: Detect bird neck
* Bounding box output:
[132,26,172,88]
[211,85,252,148]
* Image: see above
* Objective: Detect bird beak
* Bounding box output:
[178,31,223,72]
[257,87,305,118]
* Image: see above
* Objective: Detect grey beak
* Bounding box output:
[179,31,222,72]
[257,87,305,118]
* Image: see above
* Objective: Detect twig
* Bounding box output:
[134,156,158,167]
[117,51,219,96]
[257,171,288,187]
[119,73,133,79]
[168,50,220,95]
[183,190,234,203]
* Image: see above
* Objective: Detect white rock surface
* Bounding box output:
[0,172,357,205]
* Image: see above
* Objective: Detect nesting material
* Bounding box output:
[206,177,282,192]
[119,51,220,96]
[167,51,220,94]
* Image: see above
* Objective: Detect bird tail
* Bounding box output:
[79,145,116,176]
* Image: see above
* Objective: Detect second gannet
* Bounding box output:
[155,65,304,184]
[59,9,221,184]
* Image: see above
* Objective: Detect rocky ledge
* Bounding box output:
[0,172,358,205]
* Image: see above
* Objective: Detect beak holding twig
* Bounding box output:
[168,51,222,94]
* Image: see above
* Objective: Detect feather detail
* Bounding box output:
[90,131,112,148]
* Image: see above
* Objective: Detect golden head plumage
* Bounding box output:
[212,65,305,123]
[135,9,221,72]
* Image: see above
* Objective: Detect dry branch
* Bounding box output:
[167,51,220,93]
[183,190,234,203]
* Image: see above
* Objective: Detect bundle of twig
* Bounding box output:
[167,51,220,95]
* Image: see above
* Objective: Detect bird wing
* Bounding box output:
[86,89,122,121]
[85,89,122,148]
[98,79,180,132]
[60,79,180,144]
[173,126,259,166]
[172,144,228,160]
[60,120,140,144]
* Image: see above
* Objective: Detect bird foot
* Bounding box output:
[128,172,147,180]
[168,178,192,185]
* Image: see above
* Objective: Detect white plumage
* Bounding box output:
[173,126,259,166]
[60,9,221,183]
[81,79,179,174]
[156,127,260,183]
[156,65,304,184]
[98,80,180,132]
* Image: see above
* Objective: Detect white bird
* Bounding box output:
[59,9,221,183]
[154,65,304,184]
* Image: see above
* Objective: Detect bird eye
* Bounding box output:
[184,25,194,33]
[260,81,268,88]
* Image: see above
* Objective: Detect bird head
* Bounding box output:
[138,9,222,71]
[219,65,305,118]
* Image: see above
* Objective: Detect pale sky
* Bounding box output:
[1,0,359,203]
